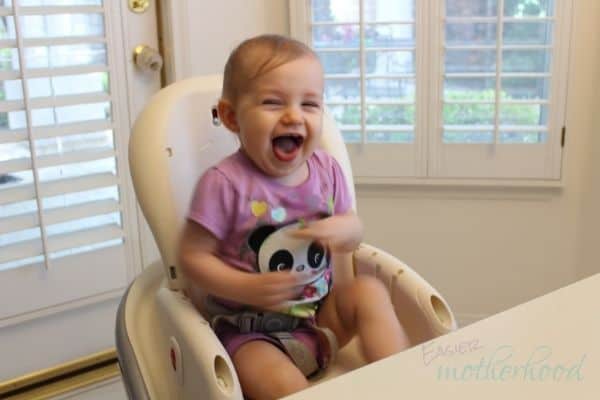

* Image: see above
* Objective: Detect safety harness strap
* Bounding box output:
[204,297,338,377]
[269,332,320,377]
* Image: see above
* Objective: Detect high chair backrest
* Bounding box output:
[129,75,356,290]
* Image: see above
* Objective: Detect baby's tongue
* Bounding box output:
[272,136,299,161]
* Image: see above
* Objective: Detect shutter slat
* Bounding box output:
[0,100,24,113]
[29,92,111,110]
[36,149,115,169]
[0,172,118,205]
[0,212,37,235]
[32,120,113,140]
[0,199,120,235]
[18,6,104,15]
[24,36,106,47]
[48,224,123,253]
[45,199,121,225]
[26,65,109,79]
[0,130,28,144]
[0,237,43,264]
[40,172,118,197]
[0,157,31,175]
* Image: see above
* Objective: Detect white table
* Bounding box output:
[287,274,600,399]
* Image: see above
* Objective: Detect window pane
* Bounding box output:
[366,78,415,102]
[2,110,26,130]
[38,157,115,182]
[443,131,494,143]
[0,16,16,39]
[341,131,361,143]
[31,101,111,126]
[0,226,40,246]
[329,104,360,126]
[25,44,107,69]
[499,131,546,143]
[21,14,104,38]
[0,48,20,71]
[500,104,548,125]
[0,140,29,161]
[0,199,37,219]
[317,51,359,75]
[312,25,359,49]
[35,130,113,156]
[363,0,415,22]
[367,104,414,125]
[446,0,497,17]
[445,49,496,73]
[444,78,496,101]
[0,169,32,188]
[365,24,415,48]
[443,103,495,125]
[367,131,413,143]
[366,50,414,74]
[2,79,23,100]
[502,77,549,100]
[504,0,554,17]
[311,0,358,23]
[28,72,109,98]
[503,22,553,45]
[325,79,360,102]
[503,49,551,73]
[446,23,497,46]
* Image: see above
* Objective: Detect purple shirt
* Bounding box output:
[187,149,352,315]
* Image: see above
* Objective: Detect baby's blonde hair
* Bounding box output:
[222,34,320,104]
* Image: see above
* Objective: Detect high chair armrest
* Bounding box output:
[155,287,243,400]
[353,243,457,345]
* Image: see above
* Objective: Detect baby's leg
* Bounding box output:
[232,340,308,400]
[317,276,410,362]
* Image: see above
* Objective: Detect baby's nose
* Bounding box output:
[295,265,305,272]
[282,107,302,124]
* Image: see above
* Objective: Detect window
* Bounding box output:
[290,0,572,182]
[0,0,126,272]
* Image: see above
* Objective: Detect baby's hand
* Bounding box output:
[292,213,363,253]
[236,271,304,310]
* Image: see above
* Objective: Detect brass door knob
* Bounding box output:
[133,45,163,72]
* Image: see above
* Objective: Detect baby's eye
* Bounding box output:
[302,101,321,109]
[262,98,282,105]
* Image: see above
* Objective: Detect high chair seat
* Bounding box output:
[116,75,457,399]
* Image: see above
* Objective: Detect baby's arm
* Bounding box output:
[293,211,363,253]
[293,211,363,287]
[178,220,302,309]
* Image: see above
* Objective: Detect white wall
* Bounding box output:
[163,0,600,325]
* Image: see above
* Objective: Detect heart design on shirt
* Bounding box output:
[271,207,287,222]
[251,201,268,217]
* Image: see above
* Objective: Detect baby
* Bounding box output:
[178,34,409,399]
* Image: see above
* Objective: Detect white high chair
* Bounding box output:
[116,75,458,400]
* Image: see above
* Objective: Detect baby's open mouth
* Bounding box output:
[272,134,304,162]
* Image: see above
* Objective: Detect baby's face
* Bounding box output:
[232,56,324,180]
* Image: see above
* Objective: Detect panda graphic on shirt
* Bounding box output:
[247,221,332,317]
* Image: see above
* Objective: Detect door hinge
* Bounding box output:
[561,126,566,147]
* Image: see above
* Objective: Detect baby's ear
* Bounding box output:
[217,99,240,133]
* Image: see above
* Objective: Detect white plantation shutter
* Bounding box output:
[292,0,571,182]
[0,0,134,319]
[429,0,570,179]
